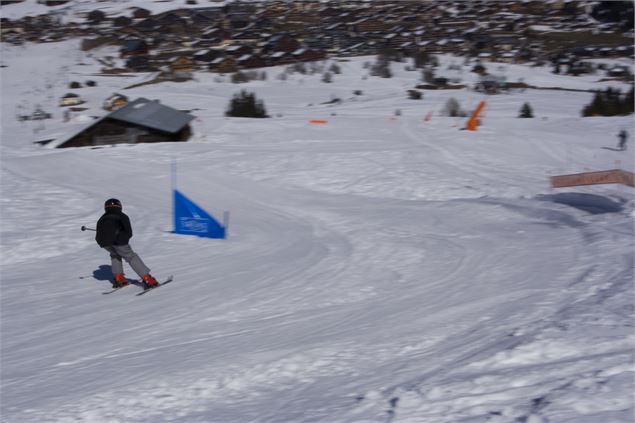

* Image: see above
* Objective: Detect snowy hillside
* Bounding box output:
[2,24,635,423]
[0,0,230,21]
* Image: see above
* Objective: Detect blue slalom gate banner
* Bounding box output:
[173,189,227,239]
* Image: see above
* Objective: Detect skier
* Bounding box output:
[617,129,628,151]
[95,198,159,289]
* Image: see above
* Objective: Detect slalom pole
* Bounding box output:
[171,158,177,192]
[171,158,177,233]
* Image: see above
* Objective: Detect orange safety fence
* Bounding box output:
[309,119,328,124]
[550,169,635,188]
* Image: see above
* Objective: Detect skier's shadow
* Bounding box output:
[91,265,143,286]
[92,265,112,281]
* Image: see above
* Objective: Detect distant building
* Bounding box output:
[59,93,83,107]
[607,65,629,78]
[31,106,52,120]
[120,39,148,57]
[56,98,195,148]
[103,93,129,111]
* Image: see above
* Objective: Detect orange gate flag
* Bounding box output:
[466,100,486,131]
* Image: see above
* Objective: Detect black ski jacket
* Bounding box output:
[95,209,133,247]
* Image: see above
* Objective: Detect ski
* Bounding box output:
[136,275,174,296]
[102,284,131,295]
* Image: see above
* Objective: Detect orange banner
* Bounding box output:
[466,100,486,131]
[551,169,635,188]
[309,119,328,124]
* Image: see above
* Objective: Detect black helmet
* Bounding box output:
[104,198,122,210]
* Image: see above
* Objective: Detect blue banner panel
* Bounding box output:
[173,190,226,239]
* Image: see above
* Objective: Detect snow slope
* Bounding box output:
[0,0,230,21]
[1,34,634,423]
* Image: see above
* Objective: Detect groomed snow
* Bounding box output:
[1,23,634,423]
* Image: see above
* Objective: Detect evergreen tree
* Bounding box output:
[471,63,487,75]
[377,48,401,63]
[370,58,392,78]
[442,98,464,117]
[582,90,604,116]
[231,71,249,84]
[407,89,423,100]
[413,51,434,68]
[582,87,634,117]
[518,102,534,118]
[226,90,268,118]
[623,86,634,114]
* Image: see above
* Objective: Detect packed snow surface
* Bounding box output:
[1,18,634,423]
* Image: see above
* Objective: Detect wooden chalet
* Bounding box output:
[237,54,266,69]
[228,13,251,30]
[86,10,107,24]
[193,49,220,64]
[169,56,194,72]
[224,44,254,57]
[351,18,386,33]
[156,12,188,33]
[200,27,228,43]
[125,55,155,72]
[120,39,149,57]
[268,51,291,66]
[59,93,83,107]
[134,18,160,33]
[132,8,151,20]
[111,16,132,28]
[263,33,300,54]
[56,98,195,148]
[211,57,238,73]
[291,48,326,63]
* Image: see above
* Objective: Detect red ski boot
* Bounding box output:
[142,274,159,289]
[113,273,128,288]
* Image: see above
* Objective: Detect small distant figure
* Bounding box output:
[617,129,628,151]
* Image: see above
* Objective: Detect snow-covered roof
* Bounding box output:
[109,97,194,134]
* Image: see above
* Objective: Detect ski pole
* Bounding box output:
[81,225,96,231]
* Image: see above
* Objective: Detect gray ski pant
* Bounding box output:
[103,245,150,278]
